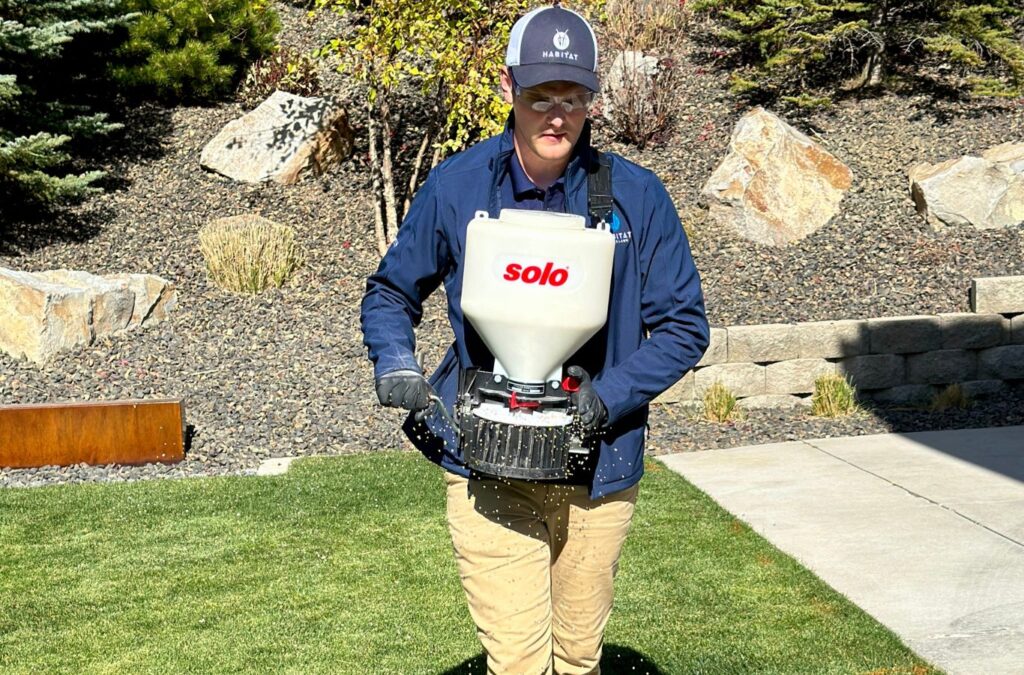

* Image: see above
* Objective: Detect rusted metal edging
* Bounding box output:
[0,399,185,469]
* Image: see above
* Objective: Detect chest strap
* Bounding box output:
[587,151,613,229]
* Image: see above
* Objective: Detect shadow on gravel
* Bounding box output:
[0,102,177,258]
[0,205,108,257]
[438,645,665,674]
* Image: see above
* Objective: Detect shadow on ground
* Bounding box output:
[0,102,175,257]
[439,644,664,674]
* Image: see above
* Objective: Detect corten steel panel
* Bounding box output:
[0,399,185,468]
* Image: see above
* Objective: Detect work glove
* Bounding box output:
[375,370,434,419]
[566,365,608,433]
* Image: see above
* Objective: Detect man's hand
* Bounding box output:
[375,370,433,412]
[566,365,608,432]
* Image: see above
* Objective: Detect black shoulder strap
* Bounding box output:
[587,150,613,229]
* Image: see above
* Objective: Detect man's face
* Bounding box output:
[500,68,591,169]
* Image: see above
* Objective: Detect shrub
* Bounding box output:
[317,0,605,255]
[112,0,280,102]
[702,381,738,423]
[237,47,323,109]
[600,0,688,148]
[811,374,859,418]
[199,216,302,293]
[930,384,972,412]
[0,0,131,211]
[690,0,1024,106]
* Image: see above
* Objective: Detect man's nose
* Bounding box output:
[547,109,566,127]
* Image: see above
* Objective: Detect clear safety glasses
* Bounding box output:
[510,72,595,113]
[516,87,595,113]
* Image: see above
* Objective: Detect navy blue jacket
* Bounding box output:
[360,116,709,498]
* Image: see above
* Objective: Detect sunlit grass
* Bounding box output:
[0,453,936,674]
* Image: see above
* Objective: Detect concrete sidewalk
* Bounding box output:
[658,426,1024,675]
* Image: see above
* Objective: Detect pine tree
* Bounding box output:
[0,0,132,210]
[691,0,1024,106]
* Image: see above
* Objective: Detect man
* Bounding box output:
[360,3,709,673]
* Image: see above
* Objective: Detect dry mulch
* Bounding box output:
[2,3,1023,487]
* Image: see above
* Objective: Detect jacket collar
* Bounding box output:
[489,112,596,217]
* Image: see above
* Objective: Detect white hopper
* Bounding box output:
[461,209,615,384]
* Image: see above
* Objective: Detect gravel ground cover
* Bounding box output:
[2,3,1022,488]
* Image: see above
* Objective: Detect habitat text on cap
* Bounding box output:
[505,4,599,92]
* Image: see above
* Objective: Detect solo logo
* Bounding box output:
[503,261,569,286]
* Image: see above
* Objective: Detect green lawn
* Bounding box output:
[0,453,938,674]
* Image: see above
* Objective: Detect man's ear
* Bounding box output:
[499,67,514,105]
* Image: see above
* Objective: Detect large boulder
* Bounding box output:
[909,142,1024,231]
[0,267,176,364]
[200,90,353,185]
[703,107,854,246]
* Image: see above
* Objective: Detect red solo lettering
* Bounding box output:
[502,262,569,286]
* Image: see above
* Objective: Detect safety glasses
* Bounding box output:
[510,71,595,113]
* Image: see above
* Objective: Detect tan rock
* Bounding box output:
[703,107,853,246]
[909,141,1024,230]
[107,273,178,327]
[0,267,176,364]
[0,269,94,363]
[200,91,353,185]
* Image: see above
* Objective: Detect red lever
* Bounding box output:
[509,391,540,410]
[561,375,581,393]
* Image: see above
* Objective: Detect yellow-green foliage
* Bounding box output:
[930,384,972,412]
[199,217,302,294]
[811,374,859,418]
[703,381,738,423]
[318,0,604,156]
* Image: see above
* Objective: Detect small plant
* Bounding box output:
[237,47,322,109]
[600,0,689,148]
[199,215,302,293]
[930,384,972,412]
[811,374,859,418]
[702,381,738,423]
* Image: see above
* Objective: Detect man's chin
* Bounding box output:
[532,141,572,162]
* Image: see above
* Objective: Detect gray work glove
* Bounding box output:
[375,370,434,419]
[566,365,608,432]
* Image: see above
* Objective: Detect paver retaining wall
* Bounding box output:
[657,276,1024,408]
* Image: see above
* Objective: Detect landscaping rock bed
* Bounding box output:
[2,3,1022,488]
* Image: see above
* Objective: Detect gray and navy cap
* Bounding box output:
[505,4,599,92]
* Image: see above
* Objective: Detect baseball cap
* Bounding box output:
[505,4,599,92]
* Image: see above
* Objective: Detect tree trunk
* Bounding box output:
[380,96,399,248]
[366,97,388,257]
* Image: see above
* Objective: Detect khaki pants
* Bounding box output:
[444,471,639,675]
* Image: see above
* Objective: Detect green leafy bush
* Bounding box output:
[0,0,132,211]
[237,47,323,109]
[691,0,1024,106]
[112,0,280,102]
[318,0,604,255]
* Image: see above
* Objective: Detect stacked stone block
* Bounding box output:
[655,277,1024,407]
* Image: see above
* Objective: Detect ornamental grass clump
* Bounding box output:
[811,374,859,418]
[199,216,302,293]
[930,384,972,412]
[702,381,738,423]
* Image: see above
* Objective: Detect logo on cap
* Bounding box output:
[553,30,570,50]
